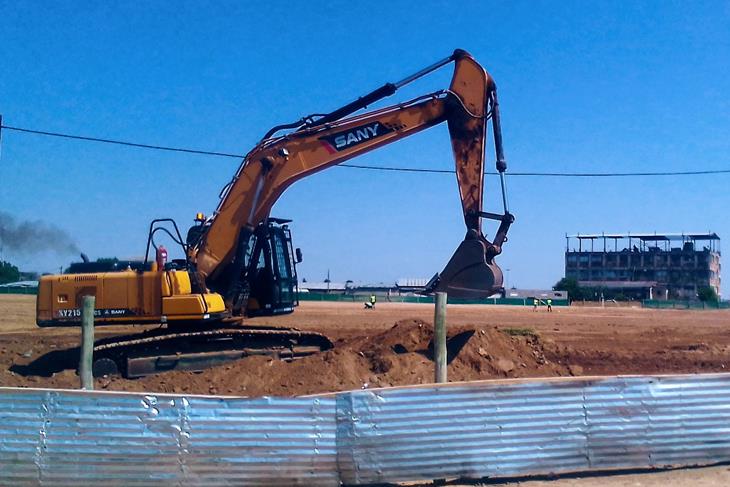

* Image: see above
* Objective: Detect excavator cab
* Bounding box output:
[194,218,301,318]
[244,220,299,317]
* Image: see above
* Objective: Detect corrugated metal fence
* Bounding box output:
[2,374,730,485]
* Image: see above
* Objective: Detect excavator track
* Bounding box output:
[91,326,333,378]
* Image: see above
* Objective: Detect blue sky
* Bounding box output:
[1,1,729,294]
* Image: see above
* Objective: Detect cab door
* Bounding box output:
[269,227,298,313]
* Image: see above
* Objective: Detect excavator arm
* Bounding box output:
[191,49,513,307]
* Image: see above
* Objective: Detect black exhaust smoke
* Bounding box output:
[0,211,79,256]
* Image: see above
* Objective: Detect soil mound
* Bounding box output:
[102,319,568,396]
[449,327,563,377]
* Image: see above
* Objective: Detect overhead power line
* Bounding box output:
[1,122,729,178]
[340,163,730,177]
[0,124,243,158]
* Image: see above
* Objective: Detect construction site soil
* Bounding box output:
[1,295,730,397]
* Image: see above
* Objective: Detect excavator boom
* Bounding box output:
[193,49,513,306]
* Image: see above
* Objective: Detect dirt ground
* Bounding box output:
[472,464,730,486]
[1,295,730,396]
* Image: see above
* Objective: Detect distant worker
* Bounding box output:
[533,298,539,311]
[364,293,377,310]
[547,298,553,312]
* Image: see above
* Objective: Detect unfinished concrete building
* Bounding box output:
[565,233,721,300]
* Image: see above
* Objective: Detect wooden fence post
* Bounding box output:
[79,295,95,390]
[434,292,447,383]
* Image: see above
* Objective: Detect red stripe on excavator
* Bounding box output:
[320,141,337,154]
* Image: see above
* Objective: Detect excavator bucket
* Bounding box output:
[427,230,504,299]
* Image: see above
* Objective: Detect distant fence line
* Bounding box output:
[0,286,570,306]
[0,287,37,295]
[642,299,729,310]
[299,292,569,306]
[3,374,730,485]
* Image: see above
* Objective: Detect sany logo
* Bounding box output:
[319,122,394,153]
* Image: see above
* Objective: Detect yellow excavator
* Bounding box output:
[35,49,514,377]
